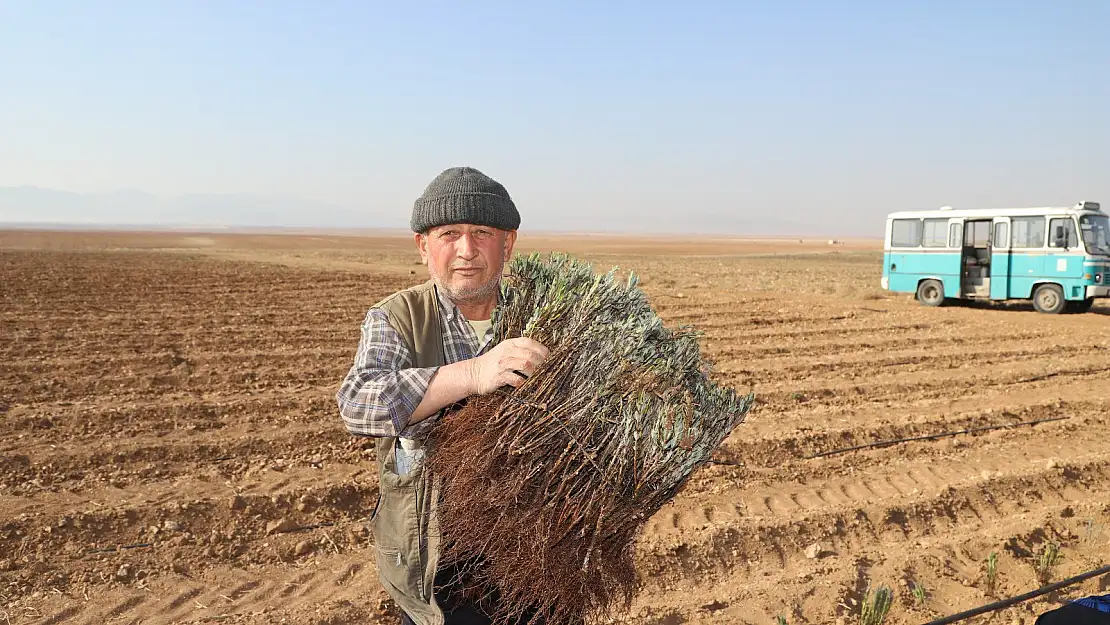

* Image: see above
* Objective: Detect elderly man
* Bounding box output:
[336,166,550,625]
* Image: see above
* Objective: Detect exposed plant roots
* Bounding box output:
[425,253,755,625]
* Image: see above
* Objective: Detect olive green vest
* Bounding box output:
[369,280,446,625]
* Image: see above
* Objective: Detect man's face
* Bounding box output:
[415,223,517,303]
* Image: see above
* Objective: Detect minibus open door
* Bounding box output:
[960,219,993,298]
[990,217,1012,300]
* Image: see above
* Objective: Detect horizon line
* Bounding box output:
[0,221,882,241]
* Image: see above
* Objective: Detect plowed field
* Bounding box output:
[2,230,1108,625]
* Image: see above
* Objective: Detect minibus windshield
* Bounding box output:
[1080,214,1110,256]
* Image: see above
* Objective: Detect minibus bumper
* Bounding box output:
[1087,285,1110,298]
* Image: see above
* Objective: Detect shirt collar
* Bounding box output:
[433,282,461,322]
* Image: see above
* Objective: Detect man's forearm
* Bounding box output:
[409,359,477,423]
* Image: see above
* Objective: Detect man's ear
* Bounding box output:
[414,232,429,265]
[502,229,518,262]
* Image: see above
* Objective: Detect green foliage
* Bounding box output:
[911,582,926,607]
[1032,542,1061,586]
[490,252,756,497]
[984,551,999,595]
[859,585,893,625]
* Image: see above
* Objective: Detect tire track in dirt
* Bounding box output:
[710,399,1101,470]
[0,425,368,499]
[23,552,395,625]
[688,406,1105,519]
[3,350,354,381]
[625,387,1110,621]
[733,347,1065,384]
[724,358,1110,409]
[2,463,380,606]
[640,453,1110,583]
[5,369,349,406]
[726,336,1108,372]
[0,390,339,444]
[709,328,1053,360]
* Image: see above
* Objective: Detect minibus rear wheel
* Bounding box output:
[916,279,945,307]
[1032,284,1066,314]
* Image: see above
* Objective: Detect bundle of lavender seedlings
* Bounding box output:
[424,252,755,625]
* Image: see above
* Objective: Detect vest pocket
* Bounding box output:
[373,460,427,602]
[376,544,404,568]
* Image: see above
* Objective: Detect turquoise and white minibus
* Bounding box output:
[882,201,1109,313]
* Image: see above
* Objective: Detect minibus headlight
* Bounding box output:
[1097,273,1104,284]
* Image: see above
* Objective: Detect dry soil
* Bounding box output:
[2,230,1108,625]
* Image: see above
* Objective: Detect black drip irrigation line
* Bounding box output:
[284,521,335,533]
[804,416,1070,460]
[87,542,152,554]
[705,416,1071,467]
[922,563,1110,625]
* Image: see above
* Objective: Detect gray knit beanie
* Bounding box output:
[411,166,520,233]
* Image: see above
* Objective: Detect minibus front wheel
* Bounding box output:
[916,279,945,307]
[1032,283,1066,314]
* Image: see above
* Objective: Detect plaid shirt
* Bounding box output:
[335,284,494,440]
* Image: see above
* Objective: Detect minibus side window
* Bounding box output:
[993,222,1008,248]
[891,219,922,247]
[1048,218,1078,249]
[1011,217,1046,248]
[922,219,947,247]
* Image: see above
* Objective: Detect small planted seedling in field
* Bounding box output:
[775,616,788,625]
[1082,519,1104,544]
[984,551,999,595]
[859,585,893,625]
[1032,542,1061,586]
[911,582,927,607]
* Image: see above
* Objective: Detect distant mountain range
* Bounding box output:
[0,185,840,236]
[0,186,382,230]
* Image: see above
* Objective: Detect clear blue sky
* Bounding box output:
[1,1,1107,235]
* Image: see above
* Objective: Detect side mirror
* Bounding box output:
[1054,226,1067,248]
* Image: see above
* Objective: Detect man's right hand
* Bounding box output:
[469,337,550,394]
